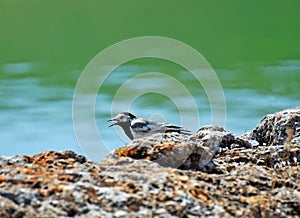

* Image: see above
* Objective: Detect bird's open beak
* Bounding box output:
[108,119,117,127]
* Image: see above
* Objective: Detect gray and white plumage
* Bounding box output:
[108,112,191,140]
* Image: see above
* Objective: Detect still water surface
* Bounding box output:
[1,1,299,161]
[0,60,299,161]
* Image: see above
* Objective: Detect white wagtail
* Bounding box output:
[108,112,191,140]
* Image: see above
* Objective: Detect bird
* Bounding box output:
[108,112,191,140]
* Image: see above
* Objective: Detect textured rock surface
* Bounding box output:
[111,125,250,172]
[0,108,300,217]
[251,107,300,146]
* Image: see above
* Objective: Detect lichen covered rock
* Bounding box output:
[251,107,300,146]
[111,125,249,172]
[0,108,299,217]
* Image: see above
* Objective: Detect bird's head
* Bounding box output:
[108,112,136,127]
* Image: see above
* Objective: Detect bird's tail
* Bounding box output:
[164,125,192,135]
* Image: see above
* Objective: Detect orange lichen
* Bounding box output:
[115,147,137,157]
[187,185,210,202]
[275,116,282,122]
[153,143,175,154]
[21,166,46,175]
[286,127,294,144]
[128,204,139,212]
[85,187,99,204]
[122,182,137,193]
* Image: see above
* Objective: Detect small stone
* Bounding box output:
[114,210,127,217]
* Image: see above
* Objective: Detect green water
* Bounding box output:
[0,1,299,160]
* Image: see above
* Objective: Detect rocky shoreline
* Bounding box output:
[0,108,299,217]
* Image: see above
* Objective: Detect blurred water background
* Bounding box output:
[1,1,299,161]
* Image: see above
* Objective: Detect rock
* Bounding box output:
[244,107,300,168]
[0,108,299,217]
[251,107,300,146]
[0,150,299,217]
[109,125,250,172]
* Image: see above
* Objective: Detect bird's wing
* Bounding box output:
[132,118,191,134]
[131,118,152,132]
